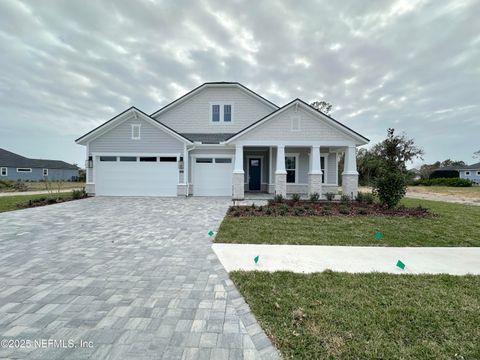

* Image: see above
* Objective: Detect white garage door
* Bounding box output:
[95,155,178,196]
[194,157,233,196]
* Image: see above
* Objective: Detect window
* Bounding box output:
[131,124,141,139]
[477,171,480,176]
[291,115,301,131]
[196,158,213,163]
[1,167,7,176]
[285,155,297,183]
[465,171,471,176]
[224,105,232,122]
[16,168,32,172]
[120,156,137,162]
[139,157,157,162]
[212,105,220,122]
[211,103,233,123]
[159,157,177,162]
[215,158,232,163]
[43,169,48,176]
[321,157,325,183]
[100,156,117,162]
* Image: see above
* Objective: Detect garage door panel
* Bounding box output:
[95,157,178,196]
[194,158,232,196]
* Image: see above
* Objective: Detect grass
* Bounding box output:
[0,181,84,192]
[215,198,480,246]
[231,271,480,360]
[0,192,74,213]
[408,185,480,199]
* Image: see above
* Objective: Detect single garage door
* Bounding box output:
[95,155,178,196]
[194,157,233,196]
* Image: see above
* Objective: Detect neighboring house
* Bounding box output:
[76,82,369,198]
[429,163,480,184]
[0,148,79,181]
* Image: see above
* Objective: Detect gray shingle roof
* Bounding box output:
[180,133,237,144]
[0,148,78,169]
[466,162,480,170]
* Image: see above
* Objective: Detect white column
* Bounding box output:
[343,145,359,175]
[310,145,322,174]
[234,144,244,173]
[275,145,287,196]
[183,145,189,196]
[275,145,286,174]
[308,145,323,195]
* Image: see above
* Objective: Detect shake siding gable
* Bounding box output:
[153,87,275,133]
[233,107,354,142]
[89,117,184,154]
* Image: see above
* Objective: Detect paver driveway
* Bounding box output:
[0,197,279,360]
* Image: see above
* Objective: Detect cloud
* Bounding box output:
[0,0,478,165]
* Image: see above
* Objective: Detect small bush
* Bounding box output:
[374,168,407,208]
[357,207,368,215]
[293,208,303,216]
[356,192,375,204]
[265,207,272,215]
[322,208,332,216]
[72,189,87,199]
[309,192,320,202]
[412,178,472,187]
[340,194,351,204]
[339,205,350,215]
[291,193,301,202]
[274,194,284,203]
[325,192,335,201]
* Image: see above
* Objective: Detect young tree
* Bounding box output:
[310,100,333,115]
[373,128,424,208]
[474,150,480,159]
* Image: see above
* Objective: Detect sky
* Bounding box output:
[0,0,479,168]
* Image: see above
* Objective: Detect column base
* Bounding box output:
[308,173,323,196]
[275,173,287,197]
[232,172,244,200]
[342,173,359,199]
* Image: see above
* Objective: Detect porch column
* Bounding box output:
[342,145,359,199]
[275,145,287,197]
[233,144,244,199]
[308,145,323,196]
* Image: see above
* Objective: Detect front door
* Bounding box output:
[248,158,261,191]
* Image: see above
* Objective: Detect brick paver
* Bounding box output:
[0,197,279,360]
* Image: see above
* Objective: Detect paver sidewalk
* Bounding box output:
[0,197,279,359]
[213,244,480,275]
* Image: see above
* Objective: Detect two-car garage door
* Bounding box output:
[95,155,178,196]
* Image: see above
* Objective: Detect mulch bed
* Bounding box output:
[227,200,434,218]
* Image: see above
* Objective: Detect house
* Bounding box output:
[75,82,369,198]
[0,148,79,181]
[429,162,480,184]
[459,162,480,184]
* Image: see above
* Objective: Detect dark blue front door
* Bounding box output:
[248,158,261,191]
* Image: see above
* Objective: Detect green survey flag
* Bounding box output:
[396,260,405,270]
[208,230,214,236]
[374,231,383,240]
[254,255,259,264]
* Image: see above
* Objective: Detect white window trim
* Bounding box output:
[131,124,141,140]
[16,168,32,172]
[465,171,470,176]
[209,102,235,124]
[1,167,7,176]
[43,169,48,176]
[285,153,299,184]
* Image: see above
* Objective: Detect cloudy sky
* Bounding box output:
[1,0,479,167]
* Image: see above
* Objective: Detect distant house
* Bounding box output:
[0,148,79,181]
[429,162,480,184]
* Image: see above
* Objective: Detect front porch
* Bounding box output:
[232,144,359,200]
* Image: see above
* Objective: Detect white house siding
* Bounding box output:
[89,117,185,155]
[460,170,480,184]
[153,86,276,134]
[236,106,353,142]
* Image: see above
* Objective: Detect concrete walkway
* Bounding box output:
[0,189,81,197]
[213,244,480,275]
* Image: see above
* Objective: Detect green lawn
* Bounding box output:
[0,192,74,213]
[231,271,480,360]
[216,199,480,246]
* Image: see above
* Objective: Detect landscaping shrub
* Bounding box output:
[72,189,87,199]
[309,192,320,202]
[374,169,407,208]
[412,178,472,187]
[265,207,272,215]
[322,208,332,216]
[357,207,368,215]
[325,192,335,201]
[339,205,350,215]
[356,192,375,204]
[274,194,284,203]
[340,194,350,204]
[291,193,301,202]
[293,208,303,216]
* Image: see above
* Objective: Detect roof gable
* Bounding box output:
[75,107,192,145]
[225,99,369,145]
